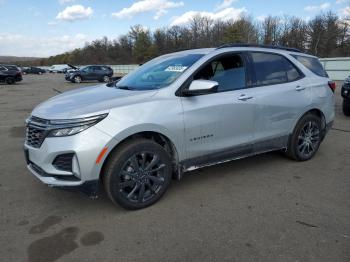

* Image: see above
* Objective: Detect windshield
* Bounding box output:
[115,53,204,90]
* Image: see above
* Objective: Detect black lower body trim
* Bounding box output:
[56,180,100,198]
[181,135,289,171]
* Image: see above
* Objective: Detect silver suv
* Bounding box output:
[24,45,335,209]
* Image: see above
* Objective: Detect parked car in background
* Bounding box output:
[49,64,70,73]
[24,45,335,210]
[65,65,113,83]
[23,67,46,75]
[341,76,350,116]
[0,64,22,84]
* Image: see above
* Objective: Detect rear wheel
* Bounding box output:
[5,77,15,85]
[343,100,350,116]
[103,139,172,210]
[285,114,322,161]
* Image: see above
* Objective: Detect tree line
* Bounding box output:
[22,11,350,66]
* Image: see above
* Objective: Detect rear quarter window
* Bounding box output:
[291,55,328,77]
[250,52,303,86]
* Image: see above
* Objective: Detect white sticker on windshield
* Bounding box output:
[165,65,188,72]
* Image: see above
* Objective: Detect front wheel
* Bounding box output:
[73,75,82,83]
[343,100,350,116]
[103,139,172,210]
[102,75,110,83]
[285,114,322,161]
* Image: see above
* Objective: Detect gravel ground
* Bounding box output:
[0,74,349,262]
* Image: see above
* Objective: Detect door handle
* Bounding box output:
[238,94,253,101]
[295,86,306,91]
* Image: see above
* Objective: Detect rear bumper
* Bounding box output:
[15,75,23,82]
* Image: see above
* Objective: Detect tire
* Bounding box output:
[103,138,172,210]
[343,100,350,116]
[102,75,110,83]
[285,114,322,161]
[73,75,82,83]
[5,77,15,85]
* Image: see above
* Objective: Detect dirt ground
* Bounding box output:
[0,74,349,262]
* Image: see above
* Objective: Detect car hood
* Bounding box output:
[32,84,158,119]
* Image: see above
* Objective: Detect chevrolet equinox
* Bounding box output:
[24,44,335,209]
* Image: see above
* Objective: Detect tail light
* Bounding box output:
[328,81,336,92]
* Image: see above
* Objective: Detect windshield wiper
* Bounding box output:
[116,86,134,90]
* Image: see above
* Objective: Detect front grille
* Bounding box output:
[26,126,48,148]
[25,116,50,148]
[52,153,74,172]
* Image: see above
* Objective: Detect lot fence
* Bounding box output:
[319,57,350,80]
[40,57,350,80]
[110,58,350,80]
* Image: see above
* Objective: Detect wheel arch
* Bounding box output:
[289,108,327,143]
[99,130,180,181]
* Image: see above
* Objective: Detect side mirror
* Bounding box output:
[106,76,123,87]
[182,80,219,97]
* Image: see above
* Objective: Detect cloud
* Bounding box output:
[256,15,267,21]
[112,0,184,20]
[0,33,89,57]
[58,0,75,4]
[304,2,331,12]
[215,0,238,11]
[341,6,350,17]
[336,0,349,4]
[171,7,246,26]
[56,5,93,21]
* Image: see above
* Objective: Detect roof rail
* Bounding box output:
[216,43,303,53]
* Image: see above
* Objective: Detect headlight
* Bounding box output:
[48,113,108,137]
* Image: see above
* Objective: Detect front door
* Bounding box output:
[181,53,256,164]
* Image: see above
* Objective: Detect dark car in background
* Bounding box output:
[65,65,113,83]
[0,64,22,84]
[22,67,46,75]
[341,76,350,116]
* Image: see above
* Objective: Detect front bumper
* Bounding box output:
[65,74,72,81]
[341,83,350,99]
[24,126,114,195]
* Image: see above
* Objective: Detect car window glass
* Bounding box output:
[291,54,328,77]
[194,54,246,92]
[116,53,204,90]
[251,52,301,86]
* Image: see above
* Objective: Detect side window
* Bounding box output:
[0,66,6,71]
[194,54,246,92]
[250,52,302,86]
[85,66,94,72]
[291,54,328,77]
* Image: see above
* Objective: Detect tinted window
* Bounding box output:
[194,54,246,92]
[0,66,7,71]
[4,65,18,71]
[291,55,328,77]
[251,52,302,86]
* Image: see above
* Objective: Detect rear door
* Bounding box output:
[181,52,256,163]
[247,52,311,151]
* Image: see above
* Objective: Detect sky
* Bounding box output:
[0,0,349,57]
